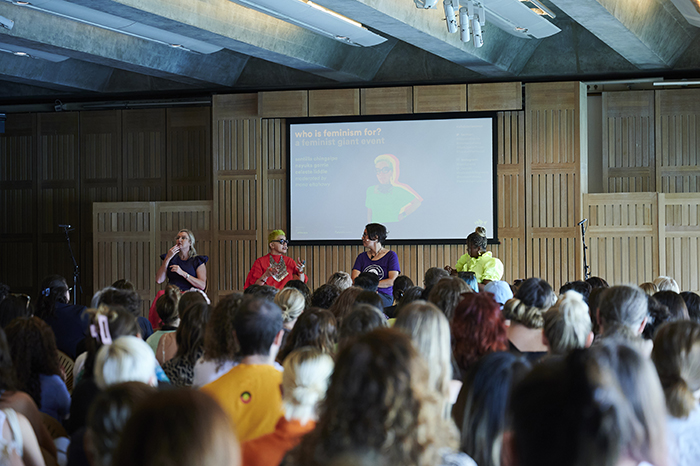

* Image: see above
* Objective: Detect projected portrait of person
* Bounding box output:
[365,154,423,224]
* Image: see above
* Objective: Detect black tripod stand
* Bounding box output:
[60,224,81,304]
[578,218,590,280]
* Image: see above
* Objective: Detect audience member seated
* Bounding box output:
[284,328,476,466]
[483,280,513,310]
[502,278,555,362]
[654,275,680,293]
[242,348,334,466]
[457,271,479,293]
[394,301,460,410]
[79,382,156,466]
[95,285,153,340]
[353,272,380,293]
[421,267,449,300]
[641,296,672,341]
[337,305,387,350]
[542,291,593,356]
[310,284,341,311]
[587,286,606,336]
[163,301,210,388]
[192,293,243,388]
[5,317,70,422]
[585,276,609,289]
[113,389,240,466]
[243,285,279,301]
[0,327,57,462]
[284,280,311,308]
[354,291,385,314]
[639,282,659,296]
[94,336,158,389]
[652,321,700,466]
[326,272,352,292]
[452,293,508,377]
[597,285,649,337]
[145,286,181,365]
[276,309,337,364]
[452,351,531,466]
[394,286,425,317]
[428,277,470,321]
[0,293,33,329]
[274,288,306,331]
[680,291,700,323]
[328,287,363,326]
[654,290,690,321]
[0,407,46,466]
[245,229,307,291]
[383,275,413,318]
[35,275,88,359]
[202,296,285,442]
[558,280,592,304]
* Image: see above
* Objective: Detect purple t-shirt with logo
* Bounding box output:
[352,251,400,299]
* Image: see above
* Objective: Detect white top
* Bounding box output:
[0,409,22,463]
[667,404,700,466]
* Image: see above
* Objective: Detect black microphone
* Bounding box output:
[59,224,74,231]
[577,219,588,226]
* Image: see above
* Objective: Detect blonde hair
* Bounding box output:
[654,276,680,293]
[651,321,700,418]
[178,229,198,257]
[394,301,452,407]
[282,347,334,425]
[268,229,286,244]
[327,271,352,291]
[502,298,546,329]
[639,282,658,296]
[543,291,591,355]
[94,336,157,389]
[374,154,399,184]
[275,288,306,323]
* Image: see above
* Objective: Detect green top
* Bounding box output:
[365,185,416,223]
[454,251,504,283]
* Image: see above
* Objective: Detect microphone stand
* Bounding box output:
[61,225,81,304]
[579,219,590,281]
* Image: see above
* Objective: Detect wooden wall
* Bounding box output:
[0,107,211,303]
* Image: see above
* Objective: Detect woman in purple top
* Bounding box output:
[351,223,400,308]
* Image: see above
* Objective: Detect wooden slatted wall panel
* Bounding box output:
[602,91,655,192]
[122,109,167,202]
[93,202,155,316]
[525,82,586,291]
[261,119,285,256]
[0,114,37,294]
[584,193,658,286]
[80,110,122,301]
[656,89,700,193]
[660,194,700,293]
[167,107,212,201]
[37,113,82,286]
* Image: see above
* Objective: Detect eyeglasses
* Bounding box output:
[362,232,375,241]
[375,167,392,174]
[272,239,288,245]
[10,293,31,309]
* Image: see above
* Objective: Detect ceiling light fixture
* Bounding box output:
[228,0,386,47]
[653,80,700,86]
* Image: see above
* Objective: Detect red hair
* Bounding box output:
[451,293,508,373]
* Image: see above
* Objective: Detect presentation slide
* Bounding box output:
[289,116,495,242]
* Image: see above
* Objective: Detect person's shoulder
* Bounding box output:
[440,449,477,466]
[194,255,209,265]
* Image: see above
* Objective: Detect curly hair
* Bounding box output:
[311,284,341,310]
[452,293,508,374]
[5,317,62,408]
[35,275,69,320]
[290,328,458,466]
[202,293,243,370]
[277,308,338,363]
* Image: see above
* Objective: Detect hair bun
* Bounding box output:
[475,226,487,237]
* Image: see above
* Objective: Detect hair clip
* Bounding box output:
[42,287,50,297]
[97,314,113,345]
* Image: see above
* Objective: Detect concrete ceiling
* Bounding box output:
[0,0,698,109]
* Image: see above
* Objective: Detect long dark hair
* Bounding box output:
[277,308,338,363]
[35,275,69,320]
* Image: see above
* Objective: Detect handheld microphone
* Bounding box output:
[577,219,588,226]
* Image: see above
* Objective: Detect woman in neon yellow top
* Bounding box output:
[446,227,503,284]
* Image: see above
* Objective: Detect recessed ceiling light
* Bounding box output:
[13,51,29,56]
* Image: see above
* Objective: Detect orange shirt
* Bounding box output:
[201,364,283,442]
[242,417,316,466]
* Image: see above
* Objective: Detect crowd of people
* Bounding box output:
[0,224,699,466]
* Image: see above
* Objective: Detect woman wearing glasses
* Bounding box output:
[244,230,307,290]
[365,154,422,224]
[156,229,208,292]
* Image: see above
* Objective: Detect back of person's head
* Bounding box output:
[514,278,556,309]
[354,273,379,293]
[285,280,311,307]
[282,347,334,425]
[35,274,69,320]
[311,284,341,310]
[598,285,648,333]
[653,276,680,293]
[456,271,478,293]
[175,301,211,358]
[156,285,181,325]
[456,351,531,466]
[203,293,243,366]
[86,382,156,466]
[588,287,606,336]
[392,275,414,303]
[277,308,338,363]
[428,276,470,320]
[339,304,387,348]
[394,301,452,402]
[510,350,631,466]
[111,279,135,292]
[327,272,352,291]
[83,306,139,381]
[639,282,658,296]
[652,320,700,419]
[354,291,384,312]
[97,287,142,317]
[423,267,449,288]
[243,284,278,301]
[543,291,592,355]
[177,289,208,315]
[396,286,424,313]
[653,290,689,321]
[233,296,283,357]
[328,286,363,325]
[113,389,240,466]
[94,335,157,389]
[275,287,306,324]
[452,293,508,373]
[559,280,592,304]
[483,280,514,309]
[0,294,33,328]
[586,276,609,289]
[641,296,671,341]
[680,291,700,323]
